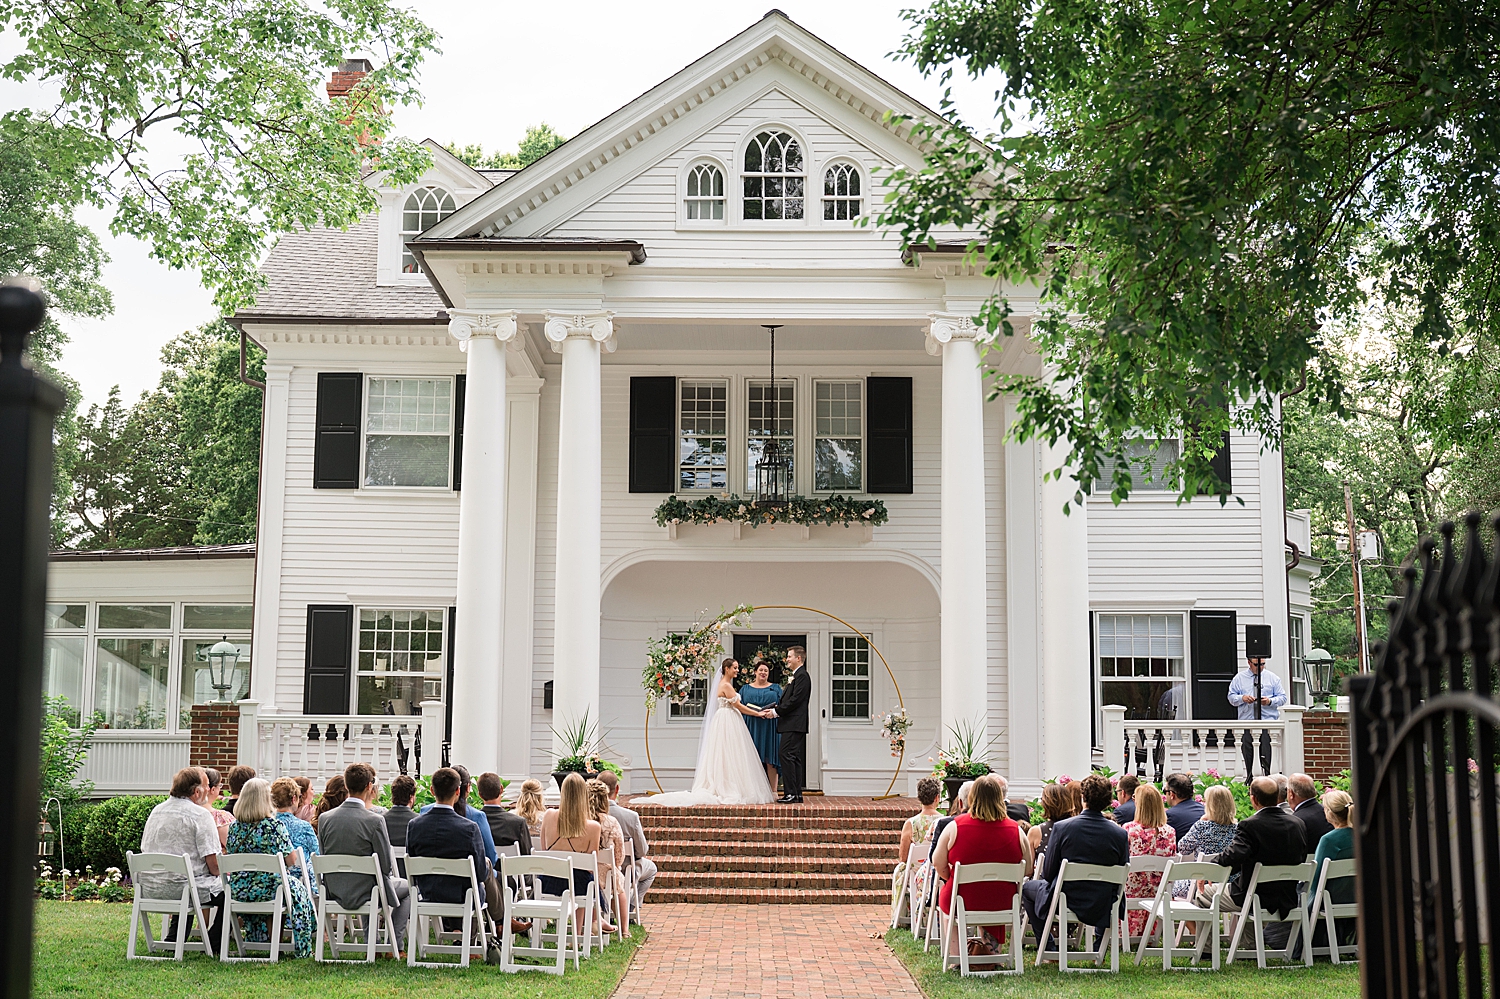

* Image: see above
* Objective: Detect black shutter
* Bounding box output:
[304,605,354,713]
[445,606,456,745]
[629,376,676,493]
[1190,609,1239,720]
[1207,431,1232,494]
[866,376,913,493]
[313,372,362,488]
[452,374,466,491]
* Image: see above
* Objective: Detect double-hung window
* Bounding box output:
[364,377,453,487]
[684,163,725,220]
[823,164,862,220]
[1288,615,1308,705]
[1094,437,1180,493]
[747,379,794,484]
[669,676,709,719]
[679,380,728,491]
[814,380,863,491]
[830,635,870,719]
[1096,613,1186,721]
[742,130,805,220]
[355,608,445,715]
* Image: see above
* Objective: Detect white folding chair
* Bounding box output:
[1308,858,1359,963]
[1133,861,1231,969]
[891,843,927,929]
[1034,860,1128,972]
[218,853,293,962]
[596,845,625,943]
[310,854,399,963]
[940,862,1025,976]
[405,855,488,968]
[125,852,214,961]
[288,847,316,901]
[1225,862,1315,968]
[922,863,945,952]
[620,841,641,925]
[1121,855,1176,947]
[535,850,603,957]
[500,854,577,975]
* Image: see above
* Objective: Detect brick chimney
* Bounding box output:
[327,58,374,102]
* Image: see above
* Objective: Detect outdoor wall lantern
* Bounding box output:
[754,323,791,509]
[207,637,241,702]
[1306,647,1336,711]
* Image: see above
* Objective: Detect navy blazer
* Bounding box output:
[405,805,489,907]
[1036,809,1130,927]
[1166,799,1205,841]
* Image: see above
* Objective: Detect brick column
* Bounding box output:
[1302,710,1352,785]
[190,703,242,772]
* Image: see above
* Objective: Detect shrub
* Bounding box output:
[100,881,132,903]
[71,876,100,901]
[80,796,134,872]
[36,878,64,900]
[117,796,166,859]
[58,802,96,871]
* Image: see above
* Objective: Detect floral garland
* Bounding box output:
[654,494,888,529]
[878,708,911,758]
[642,604,754,710]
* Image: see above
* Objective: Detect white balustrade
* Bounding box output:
[1099,704,1306,782]
[242,700,443,787]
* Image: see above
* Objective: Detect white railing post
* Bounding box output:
[420,700,446,777]
[1281,704,1305,774]
[1101,705,1126,777]
[237,700,261,772]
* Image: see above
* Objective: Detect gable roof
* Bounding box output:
[424,10,952,241]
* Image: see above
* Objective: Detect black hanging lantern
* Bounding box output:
[754,324,791,508]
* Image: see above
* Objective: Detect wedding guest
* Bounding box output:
[419,765,498,873]
[1123,784,1177,936]
[139,767,226,951]
[1173,784,1237,898]
[384,774,417,850]
[201,767,234,848]
[539,773,601,926]
[1022,774,1130,948]
[1113,774,1139,825]
[1288,773,1333,851]
[893,777,942,915]
[223,765,256,817]
[317,763,410,948]
[478,772,531,853]
[514,779,547,841]
[1068,780,1085,816]
[1163,773,1205,840]
[928,780,974,864]
[739,660,783,792]
[405,767,510,945]
[293,777,316,822]
[588,778,625,933]
[270,776,320,894]
[226,778,316,957]
[1309,789,1356,946]
[1199,776,1307,947]
[934,774,1030,956]
[312,774,347,832]
[599,771,655,908]
[1027,783,1077,870]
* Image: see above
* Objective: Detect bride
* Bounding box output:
[641,659,776,806]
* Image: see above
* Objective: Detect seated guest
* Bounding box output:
[311,774,347,832]
[514,779,547,841]
[599,771,655,909]
[934,774,1030,956]
[478,772,532,853]
[384,775,418,850]
[928,780,974,865]
[1027,782,1077,872]
[140,767,226,950]
[1163,773,1204,840]
[1174,784,1238,898]
[1309,789,1356,947]
[538,772,601,910]
[270,776,320,894]
[1201,776,1308,945]
[588,778,625,934]
[293,777,316,822]
[1022,773,1130,948]
[406,767,512,944]
[200,767,234,848]
[226,778,316,957]
[223,765,256,817]
[317,763,410,948]
[1288,773,1333,852]
[420,765,498,874]
[1113,774,1139,825]
[1123,784,1177,936]
[1272,772,1291,811]
[893,778,943,914]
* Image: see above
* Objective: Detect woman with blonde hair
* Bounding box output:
[588,778,626,934]
[1122,784,1177,936]
[539,773,602,907]
[1310,788,1356,945]
[224,778,316,956]
[1174,784,1237,898]
[514,778,546,839]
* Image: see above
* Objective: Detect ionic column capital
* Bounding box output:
[448,310,520,353]
[925,312,986,356]
[543,310,616,354]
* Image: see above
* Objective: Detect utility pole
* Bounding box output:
[1343,480,1368,673]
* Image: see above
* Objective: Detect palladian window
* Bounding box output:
[401,186,456,273]
[742,130,804,220]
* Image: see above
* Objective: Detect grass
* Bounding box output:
[886,927,1363,998]
[32,901,643,999]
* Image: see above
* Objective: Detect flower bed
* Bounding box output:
[654,494,888,529]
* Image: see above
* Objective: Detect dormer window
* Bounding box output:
[685,163,725,220]
[823,163,862,221]
[742,130,804,220]
[401,186,456,273]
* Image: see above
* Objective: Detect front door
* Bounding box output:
[732,633,817,792]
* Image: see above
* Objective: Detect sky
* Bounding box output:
[36,0,1005,408]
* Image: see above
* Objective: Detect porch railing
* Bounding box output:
[1100,704,1305,783]
[79,731,191,796]
[237,700,444,788]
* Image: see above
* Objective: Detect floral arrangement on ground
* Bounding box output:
[654,494,888,529]
[642,605,754,710]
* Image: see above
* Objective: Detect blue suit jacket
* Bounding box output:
[1036,809,1130,927]
[419,801,497,869]
[405,805,489,907]
[1167,799,1205,841]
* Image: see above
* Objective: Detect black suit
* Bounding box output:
[405,805,489,908]
[1023,809,1130,941]
[776,665,811,798]
[1292,799,1333,853]
[1213,805,1307,916]
[481,804,533,854]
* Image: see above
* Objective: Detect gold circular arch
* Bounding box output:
[642,604,907,800]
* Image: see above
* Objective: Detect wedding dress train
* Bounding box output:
[639,694,776,806]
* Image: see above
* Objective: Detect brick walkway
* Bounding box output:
[612,904,921,999]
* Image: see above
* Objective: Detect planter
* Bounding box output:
[552,770,599,791]
[942,775,968,813]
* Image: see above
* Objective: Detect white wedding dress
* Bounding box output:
[640,692,775,806]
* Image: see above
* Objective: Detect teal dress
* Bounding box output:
[226,817,316,957]
[740,683,782,766]
[1310,825,1356,946]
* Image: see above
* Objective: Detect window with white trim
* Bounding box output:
[669,676,708,719]
[401,186,456,273]
[684,163,725,220]
[679,380,728,491]
[44,604,87,727]
[1288,614,1308,706]
[823,163,862,220]
[355,608,445,715]
[1097,613,1186,721]
[1093,437,1180,492]
[814,380,863,491]
[364,377,453,488]
[747,379,794,485]
[831,635,870,718]
[742,130,804,220]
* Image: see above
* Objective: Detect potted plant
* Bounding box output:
[931,718,1001,812]
[551,710,600,790]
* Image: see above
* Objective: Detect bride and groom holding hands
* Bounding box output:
[644,646,811,807]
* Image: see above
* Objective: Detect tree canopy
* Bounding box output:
[447,124,567,171]
[884,0,1500,505]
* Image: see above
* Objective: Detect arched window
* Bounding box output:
[401,186,456,273]
[742,129,804,220]
[684,163,725,220]
[823,163,862,221]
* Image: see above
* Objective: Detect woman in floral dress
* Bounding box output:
[1122,784,1177,937]
[224,778,316,957]
[892,777,944,917]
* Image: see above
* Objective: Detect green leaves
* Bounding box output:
[446,124,568,171]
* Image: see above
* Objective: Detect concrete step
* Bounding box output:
[646,885,890,905]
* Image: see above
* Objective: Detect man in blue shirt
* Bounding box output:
[1228,656,1287,776]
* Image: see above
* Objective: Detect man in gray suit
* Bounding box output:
[317,763,410,947]
[598,772,655,912]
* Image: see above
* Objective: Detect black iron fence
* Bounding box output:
[1349,514,1499,999]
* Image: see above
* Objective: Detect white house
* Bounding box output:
[47,12,1312,797]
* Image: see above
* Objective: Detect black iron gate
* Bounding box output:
[1349,514,1499,999]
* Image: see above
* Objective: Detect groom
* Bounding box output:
[774,645,811,803]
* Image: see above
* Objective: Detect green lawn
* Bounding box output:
[32,901,642,998]
[886,927,1363,998]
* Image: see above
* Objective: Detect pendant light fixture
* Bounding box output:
[754,324,791,508]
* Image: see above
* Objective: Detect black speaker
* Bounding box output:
[1245,624,1273,659]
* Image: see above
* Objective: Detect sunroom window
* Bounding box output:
[685,163,725,220]
[364,377,453,488]
[742,130,804,220]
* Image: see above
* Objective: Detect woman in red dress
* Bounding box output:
[933,774,1032,955]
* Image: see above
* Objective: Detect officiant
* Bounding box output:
[740,660,783,793]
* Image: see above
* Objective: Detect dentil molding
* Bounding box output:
[543,311,617,354]
[925,312,986,356]
[447,310,520,353]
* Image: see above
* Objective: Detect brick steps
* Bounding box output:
[654,855,893,875]
[648,839,894,860]
[639,826,899,844]
[646,885,892,905]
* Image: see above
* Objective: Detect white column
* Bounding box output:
[500,377,543,781]
[448,310,519,770]
[927,314,990,745]
[1039,434,1092,778]
[1004,399,1043,783]
[545,311,614,751]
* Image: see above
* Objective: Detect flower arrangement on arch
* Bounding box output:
[878,707,912,758]
[642,604,755,710]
